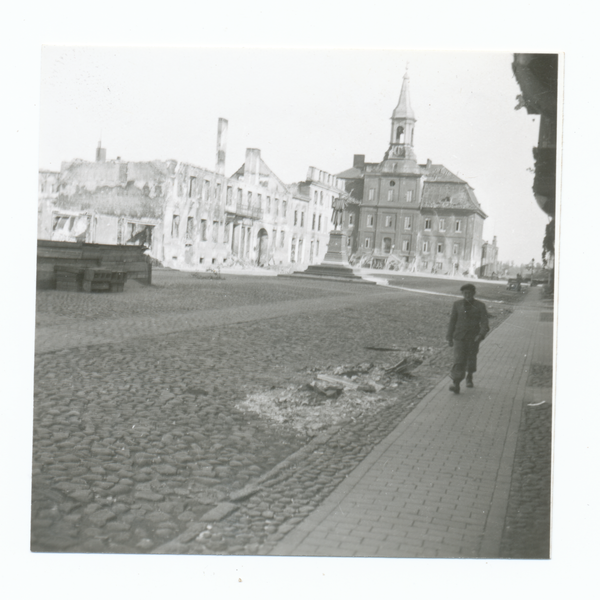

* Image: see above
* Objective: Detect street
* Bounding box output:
[32,269,534,555]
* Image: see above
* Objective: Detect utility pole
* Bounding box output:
[530,258,535,283]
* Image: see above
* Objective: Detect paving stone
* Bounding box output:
[134,490,164,502]
[88,509,116,526]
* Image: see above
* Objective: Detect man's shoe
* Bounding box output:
[449,382,460,394]
[466,377,474,388]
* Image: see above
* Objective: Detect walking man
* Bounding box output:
[447,283,489,393]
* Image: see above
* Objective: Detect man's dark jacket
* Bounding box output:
[446,298,490,342]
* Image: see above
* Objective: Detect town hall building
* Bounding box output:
[337,71,488,276]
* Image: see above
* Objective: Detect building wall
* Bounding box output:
[38,149,345,270]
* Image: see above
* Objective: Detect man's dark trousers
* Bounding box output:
[451,337,480,383]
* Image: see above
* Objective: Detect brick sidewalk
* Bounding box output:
[271,287,554,558]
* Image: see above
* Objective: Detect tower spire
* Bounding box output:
[383,67,419,172]
[392,70,415,121]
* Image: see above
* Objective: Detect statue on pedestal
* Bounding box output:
[331,197,348,231]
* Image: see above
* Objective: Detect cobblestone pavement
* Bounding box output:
[266,287,553,558]
[31,271,515,554]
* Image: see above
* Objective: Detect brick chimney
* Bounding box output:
[353,154,365,168]
[216,118,228,175]
[245,148,261,185]
[96,141,106,163]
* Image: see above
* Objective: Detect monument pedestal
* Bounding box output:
[283,231,372,283]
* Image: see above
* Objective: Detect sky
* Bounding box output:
[39,47,550,265]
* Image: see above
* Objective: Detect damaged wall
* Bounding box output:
[38,132,350,270]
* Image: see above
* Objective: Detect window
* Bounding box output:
[439,218,446,231]
[404,216,412,230]
[387,189,394,202]
[367,214,374,227]
[237,188,243,203]
[423,241,430,253]
[406,190,413,202]
[385,215,393,227]
[320,191,323,205]
[347,237,352,247]
[318,215,322,231]
[275,197,279,216]
[312,214,316,230]
[396,126,405,143]
[368,189,374,201]
[294,210,298,226]
[455,220,462,232]
[402,240,410,252]
[171,214,180,237]
[267,196,271,212]
[314,190,318,203]
[188,176,196,197]
[301,211,304,227]
[215,182,221,200]
[282,201,287,217]
[453,243,459,255]
[258,194,262,209]
[203,180,210,202]
[212,221,218,242]
[227,186,233,203]
[316,240,320,255]
[437,243,443,254]
[424,219,432,231]
[383,237,392,253]
[200,219,207,242]
[280,231,285,247]
[348,214,354,225]
[247,191,253,206]
[186,216,194,240]
[365,237,371,249]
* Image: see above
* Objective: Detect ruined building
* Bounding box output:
[37,119,347,270]
[337,71,488,275]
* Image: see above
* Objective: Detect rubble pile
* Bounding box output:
[237,348,436,434]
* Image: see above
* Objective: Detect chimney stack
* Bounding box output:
[353,154,365,168]
[245,148,261,185]
[216,118,228,175]
[96,141,106,163]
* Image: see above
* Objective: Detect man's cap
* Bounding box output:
[460,283,476,292]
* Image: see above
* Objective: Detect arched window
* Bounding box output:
[396,126,405,143]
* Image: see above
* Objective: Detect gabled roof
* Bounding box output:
[231,156,289,192]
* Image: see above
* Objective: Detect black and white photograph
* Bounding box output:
[31,46,557,558]
[3,3,597,598]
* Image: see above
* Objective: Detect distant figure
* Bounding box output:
[516,273,522,292]
[446,283,490,394]
[331,197,348,230]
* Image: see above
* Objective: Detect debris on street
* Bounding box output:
[237,348,436,434]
